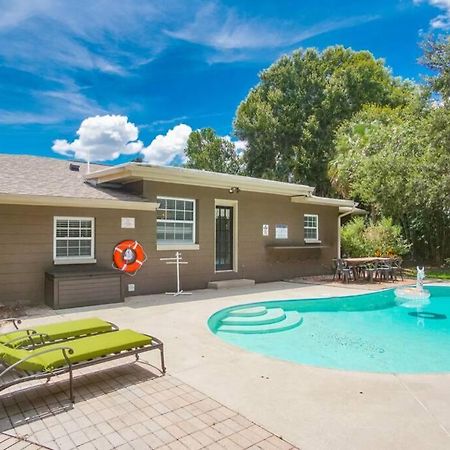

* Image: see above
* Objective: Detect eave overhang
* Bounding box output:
[85,164,315,197]
[291,194,358,209]
[0,193,158,211]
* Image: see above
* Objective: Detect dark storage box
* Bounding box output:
[45,267,123,309]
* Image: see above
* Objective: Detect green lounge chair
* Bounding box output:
[0,317,118,349]
[0,329,165,402]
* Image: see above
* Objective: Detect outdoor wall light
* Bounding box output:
[228,186,240,194]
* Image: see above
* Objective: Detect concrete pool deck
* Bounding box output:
[2,280,450,449]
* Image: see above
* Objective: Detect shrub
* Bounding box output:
[341,217,411,258]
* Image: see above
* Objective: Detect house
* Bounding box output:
[0,154,361,306]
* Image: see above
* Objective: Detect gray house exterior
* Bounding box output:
[0,155,359,305]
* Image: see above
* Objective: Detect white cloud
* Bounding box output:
[224,135,248,156]
[52,115,143,161]
[142,124,192,165]
[165,3,378,62]
[0,110,60,125]
[0,0,163,75]
[0,86,107,125]
[414,0,450,29]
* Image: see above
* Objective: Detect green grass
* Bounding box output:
[404,266,450,280]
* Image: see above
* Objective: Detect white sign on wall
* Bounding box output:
[262,224,269,236]
[121,217,135,229]
[275,224,288,239]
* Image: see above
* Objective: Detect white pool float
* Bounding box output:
[394,287,431,308]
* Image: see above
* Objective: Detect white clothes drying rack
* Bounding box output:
[160,251,192,296]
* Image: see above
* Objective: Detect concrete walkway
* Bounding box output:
[2,281,450,449]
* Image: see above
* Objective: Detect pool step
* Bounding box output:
[228,306,267,317]
[221,308,286,326]
[218,311,303,334]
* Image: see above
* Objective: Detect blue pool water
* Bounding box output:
[208,286,450,373]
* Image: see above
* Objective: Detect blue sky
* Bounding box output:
[0,0,448,165]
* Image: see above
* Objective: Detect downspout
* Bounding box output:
[337,205,357,259]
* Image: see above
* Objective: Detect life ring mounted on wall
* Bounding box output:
[113,240,147,276]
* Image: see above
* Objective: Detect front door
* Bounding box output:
[215,206,233,271]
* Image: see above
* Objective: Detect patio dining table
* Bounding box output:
[338,257,396,282]
[341,257,392,267]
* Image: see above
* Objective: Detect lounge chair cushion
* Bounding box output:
[0,318,113,348]
[0,330,152,373]
[0,343,45,372]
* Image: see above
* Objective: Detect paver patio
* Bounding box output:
[1,358,296,449]
[0,432,49,449]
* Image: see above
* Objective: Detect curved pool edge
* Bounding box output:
[207,284,450,375]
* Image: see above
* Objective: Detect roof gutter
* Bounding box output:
[0,193,158,211]
[291,194,356,208]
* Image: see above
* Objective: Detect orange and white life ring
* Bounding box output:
[113,240,147,275]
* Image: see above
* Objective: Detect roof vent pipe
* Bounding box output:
[86,147,91,174]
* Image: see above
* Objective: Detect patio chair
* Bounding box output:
[0,329,166,403]
[333,259,353,283]
[391,258,404,281]
[377,260,393,282]
[363,262,378,282]
[0,317,118,349]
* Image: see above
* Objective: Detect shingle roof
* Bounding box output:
[0,154,145,202]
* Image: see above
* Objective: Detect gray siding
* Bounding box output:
[0,184,338,305]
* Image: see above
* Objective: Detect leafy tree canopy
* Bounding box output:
[341,216,411,258]
[184,128,243,174]
[330,104,450,262]
[420,34,450,104]
[234,46,416,194]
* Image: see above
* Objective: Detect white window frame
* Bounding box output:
[156,196,197,250]
[53,216,96,264]
[304,214,321,243]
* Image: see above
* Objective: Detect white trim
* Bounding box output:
[53,216,95,263]
[0,193,158,211]
[157,244,199,251]
[86,164,314,197]
[54,258,97,265]
[304,239,322,244]
[338,206,367,215]
[291,195,356,208]
[156,196,196,245]
[214,199,238,273]
[304,214,319,241]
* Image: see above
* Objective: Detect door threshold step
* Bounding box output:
[208,279,255,290]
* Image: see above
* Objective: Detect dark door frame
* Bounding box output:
[214,200,237,272]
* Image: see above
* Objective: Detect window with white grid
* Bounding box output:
[304,214,319,241]
[157,197,195,244]
[54,217,95,260]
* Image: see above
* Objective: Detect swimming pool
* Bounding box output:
[208,285,450,373]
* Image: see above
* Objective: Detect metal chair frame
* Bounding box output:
[0,334,165,403]
[333,259,354,283]
[1,319,119,349]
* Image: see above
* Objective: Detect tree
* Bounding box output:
[234,46,415,194]
[330,104,450,262]
[184,128,242,174]
[420,34,450,104]
[341,216,410,258]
